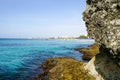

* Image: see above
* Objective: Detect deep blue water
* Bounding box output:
[0,39,94,80]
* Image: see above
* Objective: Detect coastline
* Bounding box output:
[75,43,99,61]
[34,57,95,80]
[34,43,99,80]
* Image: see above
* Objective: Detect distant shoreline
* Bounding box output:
[0,38,93,40]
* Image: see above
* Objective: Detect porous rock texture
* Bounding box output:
[83,0,120,80]
[83,0,120,61]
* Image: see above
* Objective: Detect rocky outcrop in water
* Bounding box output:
[34,57,95,80]
[83,0,120,79]
[75,43,99,61]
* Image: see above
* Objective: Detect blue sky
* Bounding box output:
[0,0,86,38]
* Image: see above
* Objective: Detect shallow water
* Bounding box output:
[0,39,94,80]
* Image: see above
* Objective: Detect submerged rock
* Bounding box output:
[34,57,95,80]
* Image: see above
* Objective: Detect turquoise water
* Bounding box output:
[0,39,94,80]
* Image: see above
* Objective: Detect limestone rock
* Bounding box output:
[85,53,120,80]
[83,0,120,80]
[83,0,120,64]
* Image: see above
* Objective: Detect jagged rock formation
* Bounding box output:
[83,0,120,63]
[83,0,120,80]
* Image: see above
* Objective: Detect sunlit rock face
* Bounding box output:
[83,0,120,64]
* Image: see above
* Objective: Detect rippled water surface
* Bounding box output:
[0,39,94,80]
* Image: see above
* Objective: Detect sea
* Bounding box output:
[0,38,95,80]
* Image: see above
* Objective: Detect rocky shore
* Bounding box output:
[34,43,99,80]
[75,43,99,61]
[34,0,120,80]
[34,57,95,80]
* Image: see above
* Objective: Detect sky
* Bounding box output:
[0,0,87,38]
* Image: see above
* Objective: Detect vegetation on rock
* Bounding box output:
[34,57,95,80]
[75,43,100,61]
[76,35,89,39]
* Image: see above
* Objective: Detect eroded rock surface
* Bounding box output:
[83,0,120,80]
[83,0,120,63]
